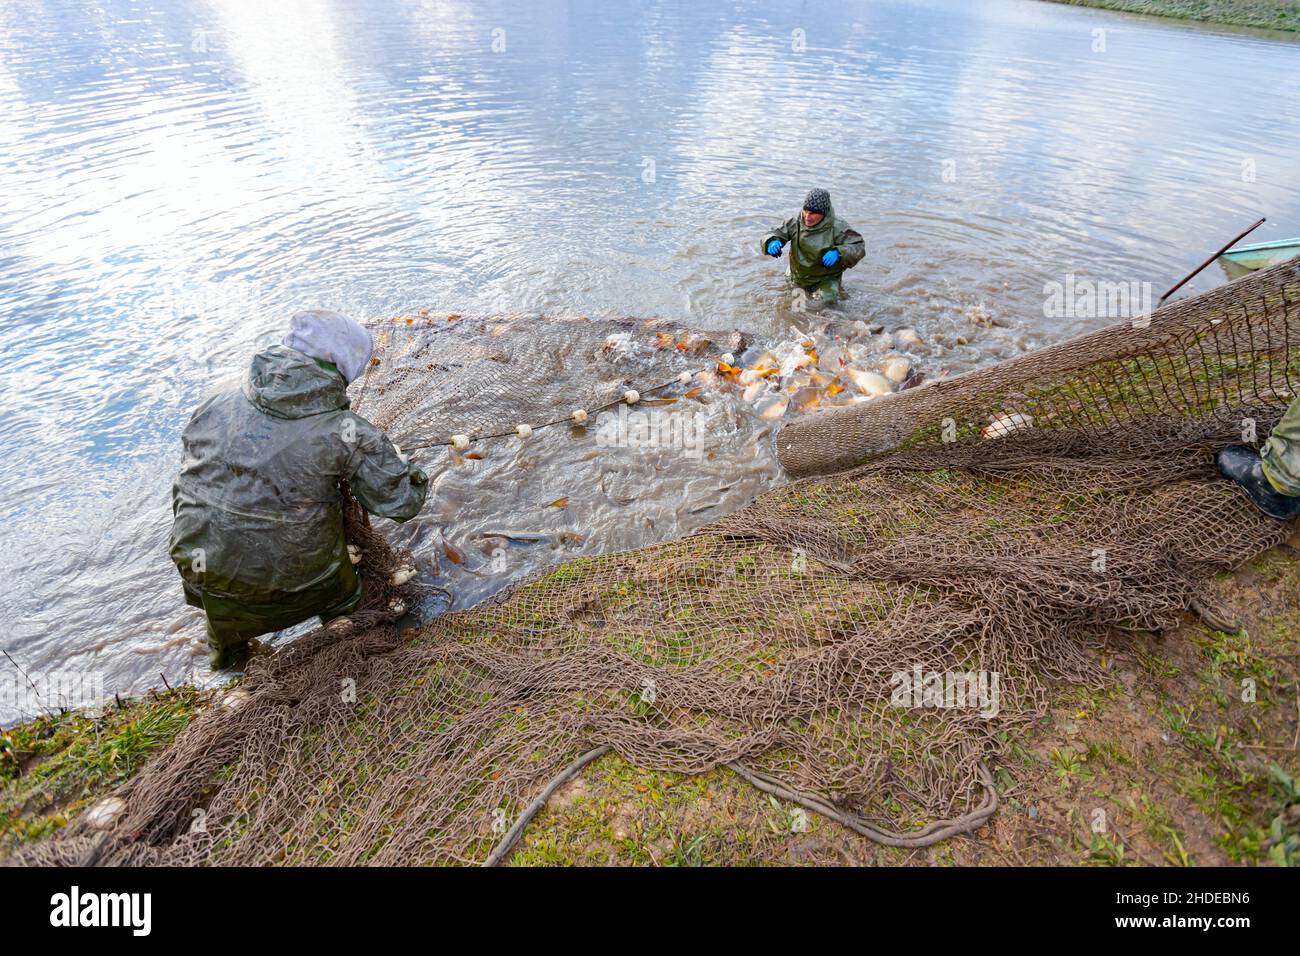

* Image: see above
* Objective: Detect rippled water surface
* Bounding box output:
[3,0,1300,720]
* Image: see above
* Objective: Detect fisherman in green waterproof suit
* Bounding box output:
[761,187,865,310]
[1217,396,1300,520]
[170,310,429,669]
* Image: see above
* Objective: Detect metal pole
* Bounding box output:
[1158,217,1266,307]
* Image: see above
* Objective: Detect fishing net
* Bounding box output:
[350,312,747,449]
[10,259,1300,866]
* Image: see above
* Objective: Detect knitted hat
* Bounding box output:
[803,188,831,216]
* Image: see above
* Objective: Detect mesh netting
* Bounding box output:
[10,259,1300,866]
[351,313,745,448]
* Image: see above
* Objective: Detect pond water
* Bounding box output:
[3,0,1300,721]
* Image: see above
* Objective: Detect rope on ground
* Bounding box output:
[482,744,614,867]
[484,745,996,865]
[726,760,999,848]
[1188,595,1243,635]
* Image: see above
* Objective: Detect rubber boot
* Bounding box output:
[208,637,273,672]
[1217,445,1300,520]
[208,637,250,671]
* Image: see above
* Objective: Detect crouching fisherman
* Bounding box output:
[170,310,429,669]
[1217,397,1300,520]
[761,187,865,310]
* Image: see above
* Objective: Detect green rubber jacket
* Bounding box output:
[169,345,428,634]
[761,201,865,286]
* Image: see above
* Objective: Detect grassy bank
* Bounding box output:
[4,544,1297,865]
[1,687,210,853]
[1047,0,1300,32]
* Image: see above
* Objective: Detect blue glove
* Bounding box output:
[821,248,840,268]
[765,239,783,257]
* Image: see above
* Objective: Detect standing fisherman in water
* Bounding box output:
[762,187,865,310]
[169,310,429,669]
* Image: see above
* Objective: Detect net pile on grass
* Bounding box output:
[11,259,1300,866]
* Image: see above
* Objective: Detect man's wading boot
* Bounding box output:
[1217,445,1300,520]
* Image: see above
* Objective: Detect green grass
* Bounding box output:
[1,687,208,850]
[1047,0,1300,32]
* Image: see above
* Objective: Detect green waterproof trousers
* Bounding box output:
[798,275,841,305]
[1261,395,1300,498]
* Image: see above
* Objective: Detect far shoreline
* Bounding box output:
[1044,0,1300,33]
